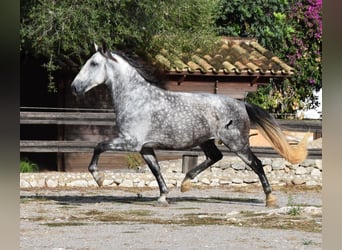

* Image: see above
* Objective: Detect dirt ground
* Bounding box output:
[20,185,322,250]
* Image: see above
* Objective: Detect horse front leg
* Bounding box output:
[88,137,135,186]
[140,147,169,206]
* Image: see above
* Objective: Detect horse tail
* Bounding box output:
[245,103,309,164]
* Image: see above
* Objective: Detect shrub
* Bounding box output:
[20,158,39,173]
[20,0,219,91]
[216,0,322,114]
[126,153,144,171]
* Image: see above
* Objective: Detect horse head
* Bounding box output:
[71,41,117,96]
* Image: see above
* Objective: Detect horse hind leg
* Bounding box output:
[235,145,278,207]
[181,139,223,192]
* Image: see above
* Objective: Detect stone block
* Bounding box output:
[135,180,146,187]
[119,180,134,187]
[211,167,222,176]
[200,178,211,185]
[284,166,291,173]
[295,166,307,175]
[301,159,316,167]
[219,179,231,185]
[29,179,38,188]
[311,168,321,176]
[68,180,87,187]
[103,179,114,186]
[231,162,246,170]
[261,158,272,166]
[232,178,243,184]
[147,180,158,188]
[87,179,98,187]
[20,179,31,188]
[292,177,306,185]
[272,158,285,170]
[306,180,318,186]
[243,177,258,184]
[114,178,123,185]
[315,160,322,170]
[46,179,58,188]
[263,165,272,173]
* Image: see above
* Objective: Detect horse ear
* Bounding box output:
[94,42,99,52]
[101,40,108,53]
[100,40,117,62]
[106,50,117,62]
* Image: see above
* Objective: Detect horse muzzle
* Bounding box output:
[71,81,84,96]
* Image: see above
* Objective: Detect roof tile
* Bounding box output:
[155,37,294,76]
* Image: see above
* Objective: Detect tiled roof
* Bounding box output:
[155,37,294,76]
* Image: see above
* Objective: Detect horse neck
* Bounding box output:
[107,64,163,110]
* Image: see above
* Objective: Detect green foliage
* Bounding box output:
[288,206,302,216]
[216,0,322,114]
[21,0,322,115]
[303,239,313,246]
[20,0,219,90]
[20,158,39,173]
[216,0,291,52]
[126,153,144,170]
[287,195,303,216]
[146,1,220,55]
[246,80,304,117]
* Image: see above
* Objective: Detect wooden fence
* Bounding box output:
[20,109,322,172]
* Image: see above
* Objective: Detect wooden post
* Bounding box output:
[314,130,322,140]
[182,154,198,173]
[57,80,65,172]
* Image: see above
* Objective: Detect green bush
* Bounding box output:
[20,158,39,173]
[126,153,144,171]
[216,0,322,114]
[20,0,219,90]
[21,0,321,115]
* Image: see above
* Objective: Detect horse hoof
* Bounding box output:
[155,196,169,207]
[93,172,105,187]
[180,179,191,192]
[266,194,279,208]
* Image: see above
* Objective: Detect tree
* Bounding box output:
[21,0,322,116]
[216,0,322,115]
[216,0,292,52]
[20,0,219,91]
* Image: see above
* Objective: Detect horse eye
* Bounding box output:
[90,61,98,67]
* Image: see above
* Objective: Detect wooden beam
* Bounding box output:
[19,140,322,159]
[20,112,116,126]
[20,112,321,133]
[165,71,292,78]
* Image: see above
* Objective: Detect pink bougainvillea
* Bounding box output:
[287,0,322,88]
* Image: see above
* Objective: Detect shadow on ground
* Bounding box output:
[20,193,264,207]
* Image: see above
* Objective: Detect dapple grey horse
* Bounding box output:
[71,43,308,207]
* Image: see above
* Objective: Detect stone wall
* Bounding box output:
[20,156,322,189]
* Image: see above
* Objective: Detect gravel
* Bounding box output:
[20,186,322,249]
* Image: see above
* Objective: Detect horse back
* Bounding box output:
[143,91,249,149]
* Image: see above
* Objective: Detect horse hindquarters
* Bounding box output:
[215,105,277,207]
